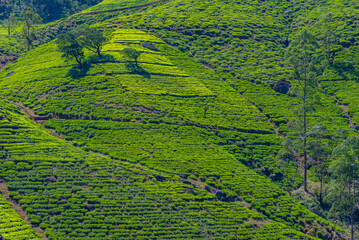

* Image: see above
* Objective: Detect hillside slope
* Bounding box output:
[0,97,321,240]
[0,194,41,239]
[1,0,359,238]
[0,28,344,239]
[108,0,352,135]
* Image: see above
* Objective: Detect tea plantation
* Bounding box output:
[0,195,41,239]
[0,99,322,239]
[0,0,359,239]
[110,0,354,135]
[81,0,157,14]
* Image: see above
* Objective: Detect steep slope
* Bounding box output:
[81,0,161,14]
[292,0,359,129]
[0,195,41,240]
[0,29,344,239]
[106,0,351,136]
[0,99,320,239]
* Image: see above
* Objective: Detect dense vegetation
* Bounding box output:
[0,194,41,239]
[1,0,359,239]
[0,0,101,22]
[0,98,321,239]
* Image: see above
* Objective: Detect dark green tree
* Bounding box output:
[122,48,141,65]
[307,126,332,204]
[1,13,18,38]
[20,7,41,51]
[56,32,84,68]
[327,135,359,240]
[276,138,298,195]
[286,28,321,193]
[77,26,108,57]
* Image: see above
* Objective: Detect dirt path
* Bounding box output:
[239,94,285,139]
[0,180,48,240]
[331,95,358,130]
[10,101,51,121]
[318,82,358,130]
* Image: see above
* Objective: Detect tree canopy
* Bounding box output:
[122,48,141,65]
[77,26,107,57]
[20,7,41,51]
[56,32,84,68]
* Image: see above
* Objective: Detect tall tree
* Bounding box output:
[77,26,107,57]
[276,138,298,195]
[328,135,359,240]
[1,13,18,38]
[286,28,321,193]
[307,126,332,204]
[122,48,141,65]
[57,32,84,68]
[20,7,41,51]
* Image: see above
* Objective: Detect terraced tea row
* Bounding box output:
[0,29,273,134]
[43,118,341,238]
[81,0,160,14]
[0,194,41,240]
[104,0,351,136]
[0,99,320,239]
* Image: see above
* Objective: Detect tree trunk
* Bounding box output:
[304,67,308,193]
[75,57,82,69]
[320,177,323,203]
[351,168,355,240]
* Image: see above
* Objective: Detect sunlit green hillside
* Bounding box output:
[0,28,344,239]
[1,0,359,239]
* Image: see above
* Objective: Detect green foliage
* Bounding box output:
[0,98,320,240]
[122,47,141,65]
[56,32,84,68]
[2,0,359,237]
[326,135,359,239]
[0,28,342,239]
[0,13,18,38]
[286,28,322,192]
[82,0,154,14]
[0,0,102,22]
[276,139,302,193]
[21,7,42,51]
[0,194,41,239]
[77,26,108,57]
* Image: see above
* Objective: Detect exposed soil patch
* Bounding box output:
[318,82,358,130]
[10,101,51,122]
[0,53,18,70]
[331,96,358,130]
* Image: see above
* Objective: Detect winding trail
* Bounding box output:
[0,180,48,240]
[318,82,358,130]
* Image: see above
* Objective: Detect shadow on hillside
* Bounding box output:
[67,62,92,79]
[67,54,116,79]
[88,54,115,64]
[126,63,151,79]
